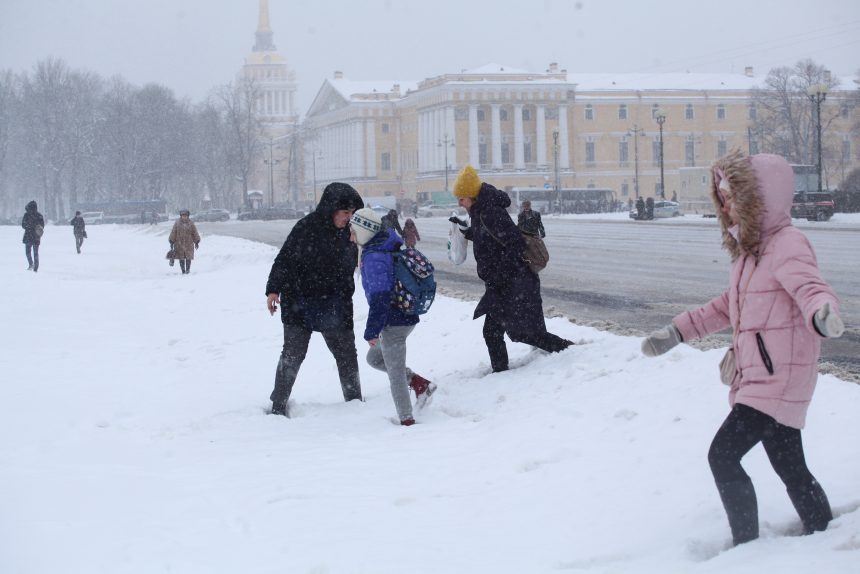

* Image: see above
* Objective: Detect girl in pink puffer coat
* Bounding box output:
[641,150,845,546]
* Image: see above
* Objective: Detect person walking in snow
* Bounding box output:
[350,207,436,426]
[517,200,546,238]
[641,150,845,546]
[265,182,365,417]
[450,165,572,373]
[168,210,201,275]
[401,217,420,248]
[70,210,87,254]
[21,200,45,272]
[381,209,403,235]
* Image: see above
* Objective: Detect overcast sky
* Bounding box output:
[1,0,858,116]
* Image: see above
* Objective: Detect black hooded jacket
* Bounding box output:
[22,201,45,245]
[464,183,546,336]
[265,183,364,331]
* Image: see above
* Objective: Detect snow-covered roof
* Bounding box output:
[568,72,764,92]
[328,78,419,102]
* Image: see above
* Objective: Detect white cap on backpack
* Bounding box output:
[351,207,382,246]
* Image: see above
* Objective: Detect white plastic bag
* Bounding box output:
[447,212,469,265]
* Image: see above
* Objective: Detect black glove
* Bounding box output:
[195,242,200,249]
[448,216,467,226]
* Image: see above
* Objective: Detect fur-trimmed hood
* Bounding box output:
[711,150,794,261]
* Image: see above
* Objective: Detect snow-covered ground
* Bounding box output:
[1,225,858,574]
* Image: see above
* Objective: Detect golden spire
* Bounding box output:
[253,0,276,52]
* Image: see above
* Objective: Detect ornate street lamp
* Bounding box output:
[553,129,560,210]
[438,134,455,194]
[627,124,645,199]
[655,108,667,199]
[807,84,828,193]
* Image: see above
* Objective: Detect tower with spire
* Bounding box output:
[240,0,298,126]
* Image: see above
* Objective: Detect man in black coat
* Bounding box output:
[381,209,403,235]
[265,182,365,416]
[517,200,546,238]
[21,200,45,272]
[70,210,87,253]
[451,166,571,373]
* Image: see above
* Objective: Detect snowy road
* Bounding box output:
[199,213,860,379]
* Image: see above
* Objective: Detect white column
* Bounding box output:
[469,105,479,166]
[536,105,547,166]
[491,104,502,169]
[419,112,428,174]
[354,121,364,179]
[558,105,570,169]
[514,104,524,169]
[435,108,444,171]
[365,119,376,178]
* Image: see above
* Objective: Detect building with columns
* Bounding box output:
[302,63,858,213]
[240,0,299,206]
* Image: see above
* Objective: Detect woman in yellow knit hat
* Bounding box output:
[451,165,572,372]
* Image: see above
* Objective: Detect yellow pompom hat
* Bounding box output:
[453,165,481,199]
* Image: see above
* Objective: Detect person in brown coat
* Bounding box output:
[402,218,420,248]
[168,210,201,274]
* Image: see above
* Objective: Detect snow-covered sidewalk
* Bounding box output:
[1,225,858,574]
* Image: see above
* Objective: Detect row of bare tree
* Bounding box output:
[0,58,265,221]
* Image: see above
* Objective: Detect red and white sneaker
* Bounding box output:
[409,374,437,409]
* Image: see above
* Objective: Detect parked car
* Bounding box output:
[417,203,466,218]
[80,211,105,225]
[652,200,683,218]
[791,191,833,221]
[237,207,304,221]
[192,208,231,222]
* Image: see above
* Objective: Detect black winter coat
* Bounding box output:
[464,183,547,337]
[265,183,364,331]
[21,201,45,245]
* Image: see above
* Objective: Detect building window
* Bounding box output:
[381,152,391,171]
[381,123,389,134]
[585,104,594,121]
[585,141,595,166]
[651,104,661,119]
[621,182,629,197]
[685,136,696,167]
[618,104,627,120]
[748,105,757,121]
[685,104,694,120]
[717,140,727,158]
[524,142,533,163]
[652,140,660,166]
[500,108,509,121]
[522,108,531,121]
[716,104,726,120]
[479,143,488,166]
[843,138,852,163]
[477,109,486,121]
[501,143,510,164]
[750,138,759,155]
[619,140,629,166]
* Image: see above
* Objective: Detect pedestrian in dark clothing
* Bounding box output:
[21,200,45,272]
[635,197,645,220]
[401,218,420,248]
[645,197,655,220]
[641,150,844,546]
[517,200,546,238]
[451,165,572,373]
[351,207,436,426]
[265,182,365,416]
[381,209,403,235]
[70,210,87,254]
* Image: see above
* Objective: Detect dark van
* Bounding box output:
[791,191,834,222]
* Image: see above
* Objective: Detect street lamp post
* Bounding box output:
[655,109,667,199]
[552,130,560,210]
[807,84,828,193]
[311,150,323,205]
[627,124,645,199]
[438,134,455,194]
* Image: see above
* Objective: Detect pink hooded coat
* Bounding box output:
[672,152,839,429]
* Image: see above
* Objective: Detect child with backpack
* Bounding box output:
[350,207,436,426]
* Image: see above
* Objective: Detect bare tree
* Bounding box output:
[212,78,263,209]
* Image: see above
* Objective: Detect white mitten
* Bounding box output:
[813,302,844,338]
[641,325,683,357]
